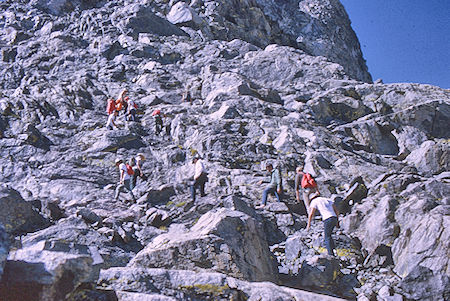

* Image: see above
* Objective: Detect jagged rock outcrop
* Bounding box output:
[0,0,448,300]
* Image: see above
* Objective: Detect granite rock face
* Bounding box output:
[0,0,449,300]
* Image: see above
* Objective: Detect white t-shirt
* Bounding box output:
[194,160,205,179]
[135,156,144,168]
[310,197,336,221]
[119,163,131,180]
[106,114,116,128]
[128,100,136,111]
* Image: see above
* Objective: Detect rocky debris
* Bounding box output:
[0,0,448,300]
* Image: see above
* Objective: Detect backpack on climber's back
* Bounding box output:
[301,173,317,189]
[106,99,115,114]
[125,163,134,175]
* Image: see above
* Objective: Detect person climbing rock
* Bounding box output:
[295,165,319,215]
[256,163,282,208]
[190,154,207,201]
[106,110,119,130]
[306,195,340,256]
[126,97,137,122]
[182,88,192,104]
[152,109,163,135]
[106,98,116,115]
[114,158,136,202]
[115,89,128,119]
[131,153,147,187]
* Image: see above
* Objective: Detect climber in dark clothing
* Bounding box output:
[153,109,163,135]
[190,155,207,201]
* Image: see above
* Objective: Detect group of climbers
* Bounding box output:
[257,162,340,256]
[106,89,137,127]
[106,89,171,136]
[107,87,339,257]
[114,153,146,202]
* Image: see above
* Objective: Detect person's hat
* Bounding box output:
[114,158,123,164]
[192,154,201,163]
[137,153,145,160]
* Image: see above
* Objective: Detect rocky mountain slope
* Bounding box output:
[0,0,448,300]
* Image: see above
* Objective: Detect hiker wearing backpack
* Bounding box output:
[106,98,116,115]
[306,195,340,256]
[295,165,319,215]
[256,163,282,208]
[114,158,136,202]
[190,154,208,201]
[106,110,119,130]
[130,153,147,187]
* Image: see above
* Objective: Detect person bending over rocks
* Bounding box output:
[306,195,340,256]
[106,110,119,130]
[295,165,319,215]
[190,155,208,201]
[114,158,136,202]
[182,88,192,104]
[256,163,282,208]
[130,153,147,187]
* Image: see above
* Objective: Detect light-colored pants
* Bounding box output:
[302,187,316,214]
[115,179,135,201]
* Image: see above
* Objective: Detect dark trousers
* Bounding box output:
[128,108,136,121]
[155,117,163,134]
[323,216,338,256]
[190,173,207,201]
[132,168,140,187]
[132,168,148,187]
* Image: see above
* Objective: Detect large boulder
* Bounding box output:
[0,241,98,301]
[167,2,203,28]
[129,208,278,282]
[0,186,48,235]
[112,4,188,38]
[22,216,134,268]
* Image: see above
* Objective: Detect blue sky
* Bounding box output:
[340,0,449,88]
